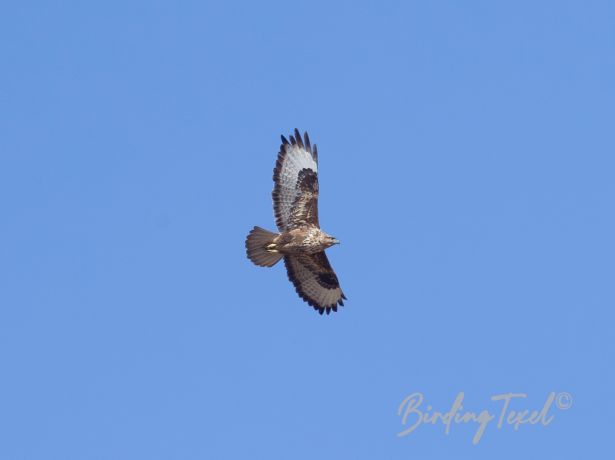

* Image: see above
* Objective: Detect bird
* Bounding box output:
[245,129,346,315]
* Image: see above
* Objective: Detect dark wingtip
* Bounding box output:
[294,128,304,148]
[304,131,311,152]
[281,134,289,145]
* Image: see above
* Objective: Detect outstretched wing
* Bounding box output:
[272,129,319,231]
[284,252,346,315]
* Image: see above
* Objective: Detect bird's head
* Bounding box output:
[324,234,340,248]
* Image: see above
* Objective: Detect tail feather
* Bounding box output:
[245,226,283,267]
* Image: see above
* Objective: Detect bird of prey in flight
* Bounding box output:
[246,129,346,315]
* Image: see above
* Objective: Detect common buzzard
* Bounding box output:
[245,129,346,315]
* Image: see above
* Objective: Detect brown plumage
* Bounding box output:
[245,129,346,315]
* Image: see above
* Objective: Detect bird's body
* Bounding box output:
[245,129,346,315]
[269,227,338,255]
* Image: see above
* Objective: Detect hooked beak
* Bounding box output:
[331,238,340,245]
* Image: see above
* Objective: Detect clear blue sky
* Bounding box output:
[1,1,613,458]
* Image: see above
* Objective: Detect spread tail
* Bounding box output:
[245,226,283,267]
